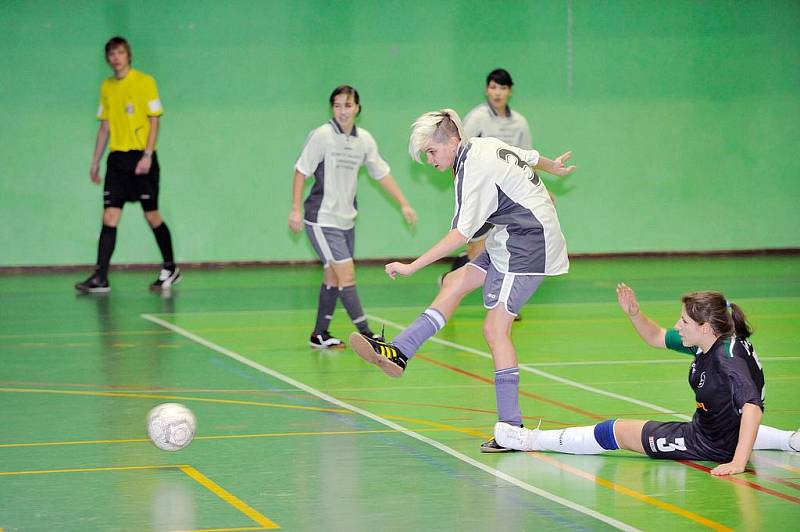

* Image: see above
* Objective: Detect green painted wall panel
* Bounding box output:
[1,1,798,266]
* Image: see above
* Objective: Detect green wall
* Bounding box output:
[1,0,799,266]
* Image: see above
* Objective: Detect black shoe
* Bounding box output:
[150,267,182,291]
[361,329,385,343]
[513,313,522,322]
[309,331,345,349]
[480,437,515,453]
[75,273,110,294]
[349,332,407,378]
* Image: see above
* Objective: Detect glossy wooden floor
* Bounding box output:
[1,256,798,530]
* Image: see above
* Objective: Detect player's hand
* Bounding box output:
[90,163,101,184]
[385,262,415,280]
[552,151,576,177]
[288,209,303,233]
[135,154,152,175]
[710,462,746,476]
[402,205,418,227]
[616,282,640,317]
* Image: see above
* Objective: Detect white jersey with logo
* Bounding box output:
[462,101,532,149]
[295,120,390,229]
[451,137,569,275]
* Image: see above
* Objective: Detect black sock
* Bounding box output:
[151,222,175,268]
[96,225,117,279]
[339,285,369,333]
[313,284,338,334]
[449,253,470,272]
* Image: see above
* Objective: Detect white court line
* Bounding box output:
[367,314,693,422]
[141,313,637,532]
[525,356,800,367]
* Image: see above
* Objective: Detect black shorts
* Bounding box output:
[641,421,733,463]
[104,151,160,211]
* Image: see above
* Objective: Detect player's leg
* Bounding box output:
[494,418,649,454]
[350,257,486,377]
[140,154,180,291]
[754,425,800,451]
[305,224,344,349]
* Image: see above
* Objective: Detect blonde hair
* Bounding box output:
[408,109,464,163]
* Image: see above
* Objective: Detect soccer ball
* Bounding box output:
[147,403,196,451]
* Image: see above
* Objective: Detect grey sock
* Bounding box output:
[392,308,446,359]
[495,367,522,426]
[313,284,338,334]
[339,285,369,333]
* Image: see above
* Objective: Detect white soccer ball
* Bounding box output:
[147,403,196,451]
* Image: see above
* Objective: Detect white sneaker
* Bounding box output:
[789,427,800,452]
[494,422,541,451]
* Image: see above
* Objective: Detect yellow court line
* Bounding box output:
[0,387,349,414]
[180,466,279,530]
[0,464,183,477]
[530,453,733,532]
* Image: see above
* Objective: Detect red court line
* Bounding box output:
[679,461,800,504]
[415,352,800,503]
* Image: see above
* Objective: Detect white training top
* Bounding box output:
[462,101,532,149]
[451,137,569,275]
[295,120,390,229]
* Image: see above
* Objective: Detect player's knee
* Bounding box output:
[102,208,121,226]
[144,210,162,227]
[482,321,506,347]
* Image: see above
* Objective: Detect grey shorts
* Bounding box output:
[467,251,545,316]
[305,223,355,267]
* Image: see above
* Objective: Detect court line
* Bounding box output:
[679,461,800,504]
[181,465,280,529]
[367,314,693,422]
[0,464,279,529]
[532,453,732,532]
[0,387,349,415]
[140,313,638,532]
[524,357,800,367]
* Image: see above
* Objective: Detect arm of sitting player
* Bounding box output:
[534,151,576,177]
[377,173,417,227]
[386,228,468,279]
[711,403,762,476]
[616,283,667,348]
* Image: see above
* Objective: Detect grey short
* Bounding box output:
[467,251,545,316]
[305,223,355,267]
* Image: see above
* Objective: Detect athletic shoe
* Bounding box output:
[349,332,407,378]
[480,438,514,453]
[75,273,110,294]
[494,422,540,451]
[789,427,800,452]
[361,328,385,343]
[513,313,522,322]
[309,331,345,349]
[150,267,182,291]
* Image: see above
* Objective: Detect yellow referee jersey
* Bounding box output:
[96,68,163,152]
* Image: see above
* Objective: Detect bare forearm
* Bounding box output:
[92,123,109,164]
[378,174,410,208]
[629,313,667,348]
[410,229,468,272]
[731,404,762,468]
[291,170,307,210]
[145,117,159,154]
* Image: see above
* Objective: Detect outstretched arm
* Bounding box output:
[616,283,667,348]
[385,228,468,279]
[533,151,576,177]
[711,403,762,476]
[377,173,417,227]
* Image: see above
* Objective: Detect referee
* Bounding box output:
[76,37,180,293]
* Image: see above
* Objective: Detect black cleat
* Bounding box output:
[349,332,407,378]
[480,437,515,453]
[309,331,345,349]
[150,267,182,291]
[513,313,522,322]
[361,328,385,343]
[75,273,110,294]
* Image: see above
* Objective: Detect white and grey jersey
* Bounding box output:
[295,120,390,229]
[451,137,569,275]
[462,101,532,149]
